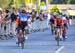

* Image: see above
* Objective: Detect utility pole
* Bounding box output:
[36,0,41,10]
[46,0,49,11]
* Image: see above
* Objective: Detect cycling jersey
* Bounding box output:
[18,13,30,21]
[16,13,30,32]
[62,16,68,28]
[50,18,54,24]
[62,16,68,24]
[56,18,63,26]
[16,17,21,26]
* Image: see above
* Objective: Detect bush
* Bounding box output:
[50,5,60,13]
[40,1,46,6]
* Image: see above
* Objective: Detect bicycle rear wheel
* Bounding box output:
[55,35,60,46]
[55,30,60,46]
[21,42,24,49]
[21,37,25,49]
[62,29,66,41]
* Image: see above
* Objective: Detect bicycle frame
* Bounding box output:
[17,30,25,49]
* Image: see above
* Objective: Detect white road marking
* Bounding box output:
[55,46,64,53]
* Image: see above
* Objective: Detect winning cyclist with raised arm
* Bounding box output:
[16,7,30,48]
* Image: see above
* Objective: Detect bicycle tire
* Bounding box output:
[21,42,24,49]
[57,35,60,46]
[56,32,60,46]
[21,36,25,49]
[62,28,66,41]
[62,32,66,41]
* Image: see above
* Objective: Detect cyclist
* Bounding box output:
[50,12,58,35]
[55,15,63,40]
[16,7,30,44]
[49,14,55,35]
[62,14,68,39]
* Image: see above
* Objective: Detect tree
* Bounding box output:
[0,0,9,9]
[70,0,75,4]
[8,0,14,8]
[40,1,46,6]
[50,5,60,13]
[66,0,71,4]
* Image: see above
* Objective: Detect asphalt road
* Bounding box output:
[0,25,75,53]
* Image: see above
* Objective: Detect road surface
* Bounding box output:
[0,25,75,53]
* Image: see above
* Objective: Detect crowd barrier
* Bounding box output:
[69,19,75,26]
[0,19,75,37]
[28,19,50,33]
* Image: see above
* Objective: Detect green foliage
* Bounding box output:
[33,0,36,4]
[70,0,75,4]
[50,5,60,13]
[51,0,75,4]
[67,0,71,4]
[0,0,9,9]
[8,0,14,8]
[40,1,46,6]
[37,6,40,12]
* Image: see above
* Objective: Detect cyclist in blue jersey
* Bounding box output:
[16,8,30,41]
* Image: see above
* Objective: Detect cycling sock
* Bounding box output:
[25,36,28,40]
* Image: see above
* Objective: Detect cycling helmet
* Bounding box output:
[57,15,61,18]
[20,7,26,13]
[53,12,59,16]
